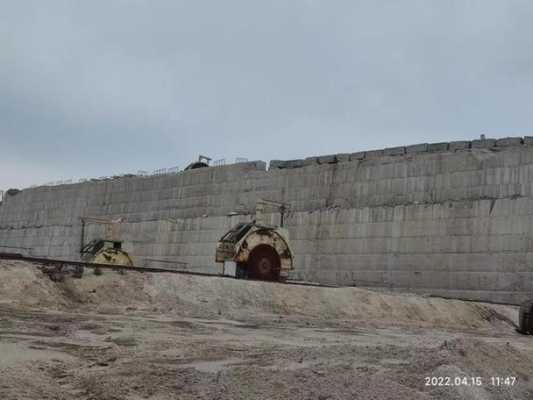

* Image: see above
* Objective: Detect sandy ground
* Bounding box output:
[0,261,532,400]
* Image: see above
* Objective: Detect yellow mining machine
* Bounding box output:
[80,216,133,272]
[215,199,293,282]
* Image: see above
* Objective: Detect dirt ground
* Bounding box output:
[1,261,532,400]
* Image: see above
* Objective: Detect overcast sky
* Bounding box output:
[1,0,533,191]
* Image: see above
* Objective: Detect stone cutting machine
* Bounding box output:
[80,216,133,271]
[215,200,293,281]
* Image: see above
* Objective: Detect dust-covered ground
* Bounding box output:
[1,260,532,400]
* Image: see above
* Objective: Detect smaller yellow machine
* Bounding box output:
[80,217,133,272]
[215,200,293,281]
[81,239,133,266]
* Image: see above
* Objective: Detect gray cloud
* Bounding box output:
[2,0,533,189]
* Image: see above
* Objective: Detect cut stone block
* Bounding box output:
[350,151,366,160]
[384,146,405,156]
[406,143,428,154]
[336,153,350,163]
[303,157,318,166]
[318,154,337,164]
[365,149,384,158]
[269,160,285,169]
[449,141,471,151]
[496,137,522,147]
[524,136,533,145]
[285,159,304,169]
[428,142,449,152]
[472,139,496,149]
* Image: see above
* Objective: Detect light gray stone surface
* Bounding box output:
[496,137,522,147]
[428,142,449,152]
[269,160,285,169]
[336,153,350,163]
[472,139,496,149]
[350,152,366,160]
[365,149,385,158]
[3,141,533,304]
[449,141,471,151]
[384,146,405,156]
[304,157,318,166]
[406,143,428,154]
[317,154,337,164]
[284,159,304,168]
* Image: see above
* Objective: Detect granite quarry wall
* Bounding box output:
[2,136,533,304]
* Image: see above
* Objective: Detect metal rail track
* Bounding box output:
[0,252,338,288]
[0,252,224,277]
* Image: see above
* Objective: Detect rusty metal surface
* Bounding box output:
[234,228,293,277]
[92,248,133,266]
[215,219,293,281]
[215,198,292,282]
[246,244,281,281]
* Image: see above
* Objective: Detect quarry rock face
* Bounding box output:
[2,137,533,304]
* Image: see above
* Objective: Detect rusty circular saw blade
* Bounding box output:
[248,245,281,281]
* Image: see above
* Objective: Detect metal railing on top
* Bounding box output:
[23,156,251,190]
